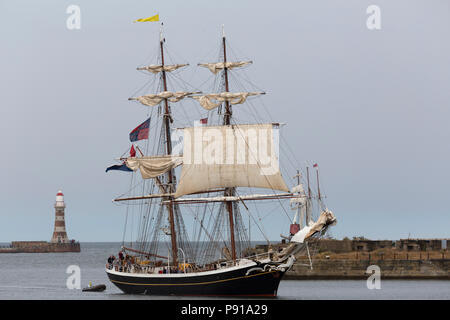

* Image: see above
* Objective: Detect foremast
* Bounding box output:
[126,25,197,268]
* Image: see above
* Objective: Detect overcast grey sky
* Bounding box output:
[1,0,449,241]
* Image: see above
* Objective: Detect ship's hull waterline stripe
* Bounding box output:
[109,270,277,287]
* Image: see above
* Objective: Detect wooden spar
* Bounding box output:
[165,193,302,204]
[160,33,178,267]
[113,189,227,202]
[226,199,236,261]
[114,193,173,202]
[222,30,236,263]
[122,246,168,260]
[155,176,168,194]
[136,145,145,157]
[223,36,232,123]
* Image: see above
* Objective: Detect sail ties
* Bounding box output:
[125,155,183,179]
[129,91,200,107]
[137,63,189,74]
[190,91,265,110]
[197,61,252,74]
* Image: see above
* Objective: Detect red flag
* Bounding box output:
[129,117,150,142]
[200,117,208,124]
[313,163,318,168]
[130,145,136,157]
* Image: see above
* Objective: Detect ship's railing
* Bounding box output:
[106,263,191,274]
[106,250,274,274]
[242,251,272,261]
[212,251,273,270]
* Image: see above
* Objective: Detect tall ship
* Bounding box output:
[105,24,336,296]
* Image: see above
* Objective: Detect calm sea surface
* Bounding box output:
[0,243,448,300]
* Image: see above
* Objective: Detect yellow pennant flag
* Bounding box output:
[133,14,159,23]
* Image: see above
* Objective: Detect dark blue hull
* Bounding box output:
[106,263,285,296]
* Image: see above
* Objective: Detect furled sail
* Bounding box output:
[137,64,188,73]
[290,184,306,206]
[290,197,307,205]
[198,61,252,74]
[291,209,337,243]
[129,91,198,107]
[174,123,289,197]
[291,184,305,194]
[126,155,183,179]
[191,92,264,110]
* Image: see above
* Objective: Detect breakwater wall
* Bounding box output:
[0,241,80,253]
[286,258,450,279]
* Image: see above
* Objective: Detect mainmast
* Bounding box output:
[159,27,178,267]
[221,26,237,263]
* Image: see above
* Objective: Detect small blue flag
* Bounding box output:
[105,163,133,173]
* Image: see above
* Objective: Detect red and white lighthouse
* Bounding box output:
[51,190,70,244]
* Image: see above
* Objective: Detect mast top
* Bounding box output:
[222,24,225,38]
[160,22,164,42]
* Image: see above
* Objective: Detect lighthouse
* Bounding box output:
[51,190,70,244]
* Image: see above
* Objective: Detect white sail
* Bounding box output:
[174,123,289,197]
[198,61,252,74]
[137,64,188,73]
[129,91,198,107]
[191,92,264,110]
[126,155,183,179]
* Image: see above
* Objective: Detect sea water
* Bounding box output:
[0,243,448,300]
